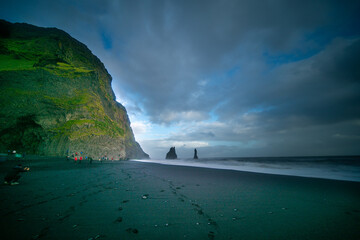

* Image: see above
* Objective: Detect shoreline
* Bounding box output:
[132,158,360,183]
[1,159,359,239]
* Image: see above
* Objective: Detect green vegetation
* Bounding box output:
[56,62,92,73]
[52,117,125,140]
[44,90,92,110]
[0,54,36,71]
[0,20,147,158]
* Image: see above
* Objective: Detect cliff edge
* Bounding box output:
[0,20,149,159]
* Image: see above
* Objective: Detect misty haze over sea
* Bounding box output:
[134,156,360,182]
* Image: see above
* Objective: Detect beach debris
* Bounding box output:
[122,200,129,203]
[114,217,123,223]
[281,207,288,210]
[233,208,238,211]
[141,194,149,199]
[154,224,158,227]
[196,222,200,225]
[165,223,169,226]
[118,207,123,211]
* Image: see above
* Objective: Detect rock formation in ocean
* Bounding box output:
[166,147,177,159]
[0,19,149,159]
[193,148,198,159]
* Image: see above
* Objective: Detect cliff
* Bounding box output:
[0,20,149,159]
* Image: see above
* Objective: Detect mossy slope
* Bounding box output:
[0,19,149,159]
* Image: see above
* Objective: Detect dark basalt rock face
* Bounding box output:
[0,19,149,159]
[193,148,198,159]
[166,147,177,159]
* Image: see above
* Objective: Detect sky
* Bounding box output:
[1,0,360,158]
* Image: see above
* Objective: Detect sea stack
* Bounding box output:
[166,147,177,159]
[193,148,198,159]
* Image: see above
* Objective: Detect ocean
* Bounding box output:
[133,156,360,182]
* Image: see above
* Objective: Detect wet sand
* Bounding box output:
[0,158,360,240]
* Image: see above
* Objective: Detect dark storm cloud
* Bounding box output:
[218,38,360,127]
[1,0,360,157]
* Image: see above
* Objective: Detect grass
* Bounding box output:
[0,54,37,71]
[44,90,92,110]
[52,117,125,140]
[1,32,127,141]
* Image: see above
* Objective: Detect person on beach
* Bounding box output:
[4,164,30,185]
[74,156,78,163]
[79,156,83,163]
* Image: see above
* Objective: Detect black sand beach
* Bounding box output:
[1,158,360,240]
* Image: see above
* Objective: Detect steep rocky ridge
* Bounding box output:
[0,20,149,159]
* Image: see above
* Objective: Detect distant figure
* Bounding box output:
[4,164,30,185]
[88,157,93,164]
[79,156,83,163]
[194,148,199,159]
[166,147,177,159]
[74,156,78,162]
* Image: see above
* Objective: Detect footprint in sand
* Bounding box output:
[32,226,50,239]
[208,231,215,240]
[126,228,139,234]
[114,217,123,223]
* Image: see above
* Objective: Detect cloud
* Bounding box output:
[1,0,360,157]
[130,121,151,135]
[158,110,208,123]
